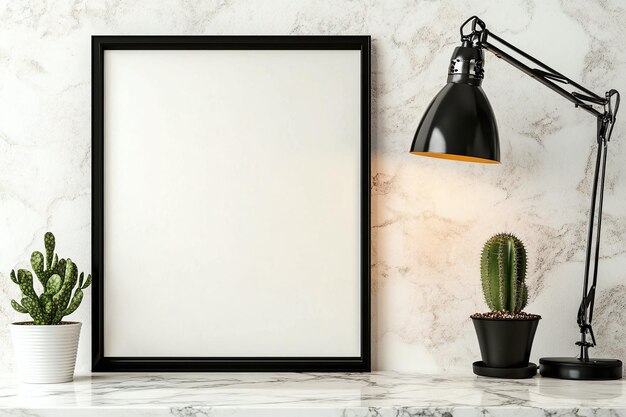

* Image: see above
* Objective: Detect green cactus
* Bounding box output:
[480,233,528,314]
[8,233,91,325]
[30,232,63,288]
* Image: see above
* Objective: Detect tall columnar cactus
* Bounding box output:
[480,233,528,314]
[9,232,91,325]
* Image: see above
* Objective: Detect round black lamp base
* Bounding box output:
[539,357,622,380]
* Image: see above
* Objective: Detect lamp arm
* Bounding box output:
[460,16,621,359]
[460,16,609,117]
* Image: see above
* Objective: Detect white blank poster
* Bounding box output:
[103,49,362,357]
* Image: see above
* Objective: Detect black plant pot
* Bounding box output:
[472,317,540,368]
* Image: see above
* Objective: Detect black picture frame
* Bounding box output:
[92,35,371,372]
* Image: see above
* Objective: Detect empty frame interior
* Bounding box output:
[102,48,363,357]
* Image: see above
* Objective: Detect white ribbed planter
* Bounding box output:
[10,322,81,384]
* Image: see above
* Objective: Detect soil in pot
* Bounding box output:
[13,321,78,325]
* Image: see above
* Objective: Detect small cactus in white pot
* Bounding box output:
[8,232,91,383]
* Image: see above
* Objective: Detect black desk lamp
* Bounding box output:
[410,16,621,380]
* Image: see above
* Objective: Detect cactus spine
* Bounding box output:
[9,232,91,325]
[480,233,528,313]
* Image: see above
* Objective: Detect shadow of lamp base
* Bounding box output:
[540,357,622,380]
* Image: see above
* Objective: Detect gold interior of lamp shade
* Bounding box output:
[410,152,501,164]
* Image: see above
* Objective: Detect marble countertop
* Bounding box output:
[0,371,624,416]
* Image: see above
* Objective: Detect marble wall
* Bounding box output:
[0,0,624,374]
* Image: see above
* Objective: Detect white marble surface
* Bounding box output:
[0,0,625,374]
[0,372,625,416]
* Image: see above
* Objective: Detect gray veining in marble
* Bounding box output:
[1,372,626,416]
[0,0,625,374]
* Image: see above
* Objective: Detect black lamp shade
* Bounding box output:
[410,46,501,164]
